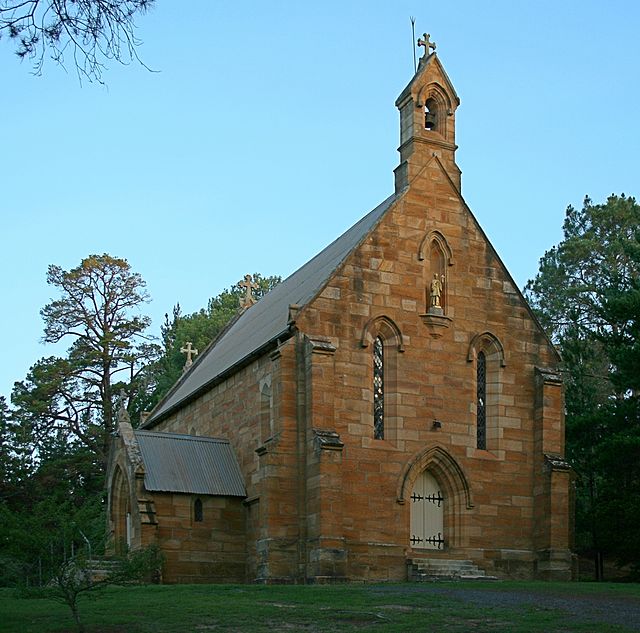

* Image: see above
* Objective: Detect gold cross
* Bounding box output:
[239,274,259,309]
[418,33,436,58]
[180,341,198,369]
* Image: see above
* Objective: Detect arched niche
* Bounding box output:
[418,230,454,265]
[418,230,453,316]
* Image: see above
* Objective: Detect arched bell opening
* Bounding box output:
[416,81,454,141]
[424,97,438,131]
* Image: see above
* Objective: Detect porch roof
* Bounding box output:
[134,430,246,497]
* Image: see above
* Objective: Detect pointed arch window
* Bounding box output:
[373,336,384,440]
[361,316,403,443]
[194,498,203,523]
[476,351,487,450]
[468,332,506,455]
[260,382,272,444]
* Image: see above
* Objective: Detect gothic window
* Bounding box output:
[361,316,403,443]
[194,498,203,522]
[476,351,487,450]
[373,336,384,440]
[468,332,506,454]
[260,382,272,444]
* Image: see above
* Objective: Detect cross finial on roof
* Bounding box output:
[418,32,436,59]
[239,274,259,309]
[116,388,130,422]
[180,341,198,371]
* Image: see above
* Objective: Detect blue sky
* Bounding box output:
[1,0,639,399]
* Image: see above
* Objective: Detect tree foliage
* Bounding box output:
[0,441,105,587]
[11,254,159,465]
[0,0,154,81]
[525,194,640,577]
[0,396,29,501]
[1,264,281,590]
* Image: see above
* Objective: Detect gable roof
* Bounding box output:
[395,53,460,108]
[145,193,399,425]
[134,431,246,496]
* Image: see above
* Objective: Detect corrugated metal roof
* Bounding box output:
[134,431,246,497]
[146,192,399,424]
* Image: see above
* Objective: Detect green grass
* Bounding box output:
[1,582,639,633]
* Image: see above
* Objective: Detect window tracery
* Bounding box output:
[468,333,506,454]
[373,336,384,440]
[476,351,487,450]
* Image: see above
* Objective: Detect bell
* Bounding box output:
[425,112,436,130]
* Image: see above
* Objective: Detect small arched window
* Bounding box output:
[476,351,487,450]
[373,336,384,440]
[194,498,203,523]
[260,382,272,444]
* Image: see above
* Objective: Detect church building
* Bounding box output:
[107,40,574,583]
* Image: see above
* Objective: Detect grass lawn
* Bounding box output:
[1,581,639,633]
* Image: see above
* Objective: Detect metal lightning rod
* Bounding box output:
[410,16,417,73]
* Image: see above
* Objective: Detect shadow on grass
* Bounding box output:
[1,582,639,633]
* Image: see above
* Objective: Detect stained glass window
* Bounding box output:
[373,336,384,440]
[477,351,487,450]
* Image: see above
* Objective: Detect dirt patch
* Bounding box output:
[373,585,640,631]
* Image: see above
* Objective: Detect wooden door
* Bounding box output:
[410,470,444,550]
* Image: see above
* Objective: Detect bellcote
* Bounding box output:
[394,48,461,193]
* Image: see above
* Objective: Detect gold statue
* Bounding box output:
[430,273,444,308]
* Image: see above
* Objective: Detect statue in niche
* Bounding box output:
[429,273,445,312]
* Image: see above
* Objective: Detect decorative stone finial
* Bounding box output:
[239,274,258,309]
[417,33,436,60]
[116,389,130,423]
[180,341,198,371]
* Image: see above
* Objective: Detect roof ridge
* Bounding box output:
[135,430,229,443]
[145,192,399,425]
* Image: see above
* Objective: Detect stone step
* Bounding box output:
[415,561,478,571]
[408,558,499,582]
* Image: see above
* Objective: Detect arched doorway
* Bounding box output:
[397,445,473,551]
[111,466,132,554]
[410,470,444,550]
